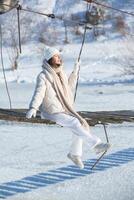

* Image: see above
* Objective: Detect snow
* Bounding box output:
[0,108,134,199]
[0,0,134,199]
[1,82,134,111]
[0,83,134,199]
[0,38,134,85]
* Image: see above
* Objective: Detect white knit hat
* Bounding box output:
[43,46,60,61]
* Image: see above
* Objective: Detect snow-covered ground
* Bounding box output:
[1,82,134,111]
[0,119,134,200]
[0,36,134,200]
[0,83,134,200]
[0,1,134,199]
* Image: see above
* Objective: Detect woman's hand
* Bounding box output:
[26,108,37,119]
[74,60,81,74]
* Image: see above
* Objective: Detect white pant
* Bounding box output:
[41,112,101,157]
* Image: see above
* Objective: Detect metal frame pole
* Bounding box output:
[16,4,22,53]
[91,121,110,170]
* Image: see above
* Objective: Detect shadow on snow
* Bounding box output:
[0,148,134,199]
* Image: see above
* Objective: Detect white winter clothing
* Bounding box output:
[42,112,101,156]
[43,46,60,61]
[28,60,101,157]
[41,60,89,130]
[29,60,80,117]
[26,108,37,119]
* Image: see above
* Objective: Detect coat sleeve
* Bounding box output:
[68,62,79,92]
[29,73,46,110]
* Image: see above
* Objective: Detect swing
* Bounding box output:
[0,0,109,169]
[0,0,18,14]
[86,4,102,25]
[0,0,134,170]
[73,3,110,169]
[0,0,21,53]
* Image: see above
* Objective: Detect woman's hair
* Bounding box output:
[47,57,62,66]
[47,58,53,66]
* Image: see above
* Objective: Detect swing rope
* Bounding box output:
[91,121,109,170]
[16,4,22,53]
[85,0,134,17]
[74,2,92,102]
[0,3,92,27]
[0,24,12,109]
[72,1,110,170]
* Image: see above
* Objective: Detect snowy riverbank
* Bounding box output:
[0,39,134,86]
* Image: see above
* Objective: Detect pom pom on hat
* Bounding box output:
[43,46,60,61]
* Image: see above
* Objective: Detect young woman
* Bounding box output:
[26,46,110,169]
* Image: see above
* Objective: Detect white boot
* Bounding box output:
[93,142,111,155]
[67,153,84,169]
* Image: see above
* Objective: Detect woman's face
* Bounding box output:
[51,54,62,67]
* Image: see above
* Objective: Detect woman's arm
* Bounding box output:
[29,72,46,110]
[68,61,80,92]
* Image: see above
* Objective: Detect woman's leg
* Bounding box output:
[69,134,83,157]
[43,112,101,149]
[69,117,101,149]
[41,112,110,168]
